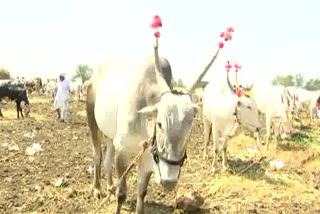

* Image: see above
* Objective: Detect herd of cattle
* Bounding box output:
[1,63,320,213]
[84,43,320,213]
[0,77,90,118]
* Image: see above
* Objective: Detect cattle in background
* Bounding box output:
[253,85,293,149]
[33,77,43,94]
[286,87,320,123]
[43,79,57,102]
[24,77,43,94]
[0,84,30,118]
[24,80,35,94]
[202,75,261,173]
[71,78,83,101]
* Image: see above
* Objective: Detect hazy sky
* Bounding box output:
[0,0,319,87]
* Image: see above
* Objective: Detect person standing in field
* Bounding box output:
[54,73,71,122]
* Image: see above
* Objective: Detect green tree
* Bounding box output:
[271,75,294,87]
[0,67,10,80]
[172,78,185,88]
[73,64,93,83]
[304,78,320,91]
[295,73,305,87]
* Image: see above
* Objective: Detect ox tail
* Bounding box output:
[86,81,103,139]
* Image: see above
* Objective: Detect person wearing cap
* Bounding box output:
[53,73,71,122]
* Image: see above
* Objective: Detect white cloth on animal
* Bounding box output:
[54,79,71,120]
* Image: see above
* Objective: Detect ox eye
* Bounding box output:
[247,106,252,110]
[157,122,162,129]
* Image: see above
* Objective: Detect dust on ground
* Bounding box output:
[1,94,320,214]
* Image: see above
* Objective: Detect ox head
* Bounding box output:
[278,107,293,139]
[137,40,217,190]
[279,89,294,138]
[226,71,261,132]
[282,88,297,121]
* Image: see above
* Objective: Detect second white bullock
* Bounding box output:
[253,85,294,149]
[286,87,320,123]
[202,75,261,173]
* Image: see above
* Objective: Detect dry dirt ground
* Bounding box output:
[1,94,320,214]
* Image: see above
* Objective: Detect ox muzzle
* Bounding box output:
[150,125,187,190]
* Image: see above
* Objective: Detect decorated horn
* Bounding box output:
[151,15,171,93]
[188,26,235,93]
[226,61,234,93]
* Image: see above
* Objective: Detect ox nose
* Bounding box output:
[160,179,177,190]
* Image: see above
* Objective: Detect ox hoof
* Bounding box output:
[93,188,101,199]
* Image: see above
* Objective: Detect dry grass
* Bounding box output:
[0,94,320,213]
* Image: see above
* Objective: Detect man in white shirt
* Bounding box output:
[54,73,71,122]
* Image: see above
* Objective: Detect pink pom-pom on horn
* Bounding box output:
[227,27,234,32]
[234,63,242,72]
[225,61,232,72]
[151,15,162,28]
[218,26,234,48]
[154,31,160,38]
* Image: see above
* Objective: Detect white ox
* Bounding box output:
[253,85,293,149]
[86,41,216,213]
[44,79,57,101]
[202,75,261,173]
[286,87,320,123]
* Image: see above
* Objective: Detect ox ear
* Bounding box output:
[137,105,158,118]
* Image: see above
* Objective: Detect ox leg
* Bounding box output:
[91,131,104,198]
[309,106,315,125]
[16,102,21,118]
[86,88,103,198]
[274,122,280,150]
[211,128,219,174]
[114,139,128,214]
[265,117,271,150]
[203,118,212,159]
[56,109,61,120]
[103,139,115,193]
[19,102,24,118]
[221,137,229,172]
[136,158,152,214]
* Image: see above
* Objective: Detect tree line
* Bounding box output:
[171,74,320,91]
[3,64,320,91]
[271,73,320,91]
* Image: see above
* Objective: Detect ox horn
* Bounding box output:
[154,39,171,93]
[227,71,235,93]
[188,49,220,93]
